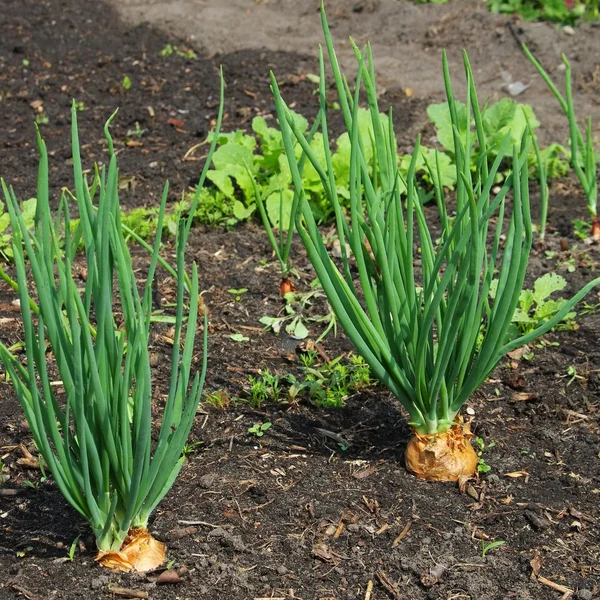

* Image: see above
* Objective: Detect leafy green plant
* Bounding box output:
[524,47,599,238]
[428,97,540,161]
[229,332,249,343]
[227,287,248,301]
[203,389,232,411]
[248,422,272,437]
[0,197,36,261]
[269,5,600,481]
[260,279,337,342]
[474,436,495,473]
[158,44,197,59]
[0,75,223,570]
[493,273,578,337]
[295,354,371,408]
[488,0,599,24]
[247,370,281,407]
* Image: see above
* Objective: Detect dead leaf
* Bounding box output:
[511,392,538,402]
[530,553,543,579]
[312,542,334,562]
[155,570,181,584]
[352,465,377,480]
[167,117,185,128]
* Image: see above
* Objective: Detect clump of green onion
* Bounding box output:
[524,46,599,239]
[0,77,223,570]
[269,5,600,480]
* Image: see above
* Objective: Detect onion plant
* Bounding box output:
[0,78,223,570]
[252,117,321,295]
[524,46,598,239]
[269,6,600,480]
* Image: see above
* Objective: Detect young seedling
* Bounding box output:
[474,437,495,474]
[67,536,80,562]
[227,287,248,302]
[268,3,600,481]
[260,280,338,342]
[248,422,272,437]
[481,539,505,558]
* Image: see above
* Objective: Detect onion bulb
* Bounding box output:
[405,419,478,482]
[96,528,166,572]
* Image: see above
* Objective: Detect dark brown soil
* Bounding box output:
[0,1,599,599]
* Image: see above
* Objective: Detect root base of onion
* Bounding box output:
[405,421,478,482]
[96,528,166,573]
[591,217,600,242]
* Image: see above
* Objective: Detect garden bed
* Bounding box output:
[0,0,599,599]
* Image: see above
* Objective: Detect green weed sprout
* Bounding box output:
[524,46,599,239]
[0,73,223,571]
[269,5,600,481]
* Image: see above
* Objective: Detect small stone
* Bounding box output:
[525,510,550,531]
[208,527,228,539]
[277,565,288,575]
[199,474,215,489]
[91,576,109,590]
[562,25,575,35]
[486,474,501,486]
[507,81,529,97]
[577,589,593,600]
[442,532,453,540]
[347,524,359,533]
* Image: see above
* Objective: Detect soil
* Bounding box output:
[0,1,599,599]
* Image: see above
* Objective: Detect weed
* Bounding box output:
[287,353,372,408]
[126,122,146,138]
[248,370,280,408]
[229,333,250,343]
[181,441,204,457]
[23,460,49,489]
[158,44,197,59]
[227,288,248,301]
[260,280,337,342]
[248,422,272,437]
[573,219,589,240]
[488,0,598,24]
[474,437,496,474]
[67,536,80,561]
[481,539,505,558]
[122,75,132,91]
[204,390,232,411]
[0,197,36,261]
[491,273,578,338]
